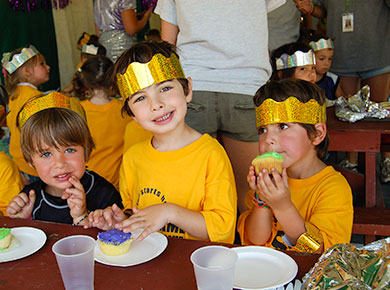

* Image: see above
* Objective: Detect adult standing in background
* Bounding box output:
[295,0,390,181]
[268,0,301,53]
[155,0,285,213]
[94,0,152,62]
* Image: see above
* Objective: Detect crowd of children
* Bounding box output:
[0,23,360,253]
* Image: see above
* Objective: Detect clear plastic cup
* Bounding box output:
[190,245,238,290]
[52,235,96,290]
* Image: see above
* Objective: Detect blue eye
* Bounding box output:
[42,152,51,158]
[65,148,75,153]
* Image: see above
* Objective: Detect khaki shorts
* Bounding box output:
[185,91,258,142]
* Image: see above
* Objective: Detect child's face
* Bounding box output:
[314,49,333,76]
[258,122,317,170]
[28,55,50,87]
[294,65,316,83]
[127,78,192,135]
[30,143,85,196]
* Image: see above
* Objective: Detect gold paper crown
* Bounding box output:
[77,33,91,50]
[116,53,186,101]
[81,43,98,55]
[18,92,85,129]
[309,38,334,52]
[276,50,316,70]
[255,97,326,128]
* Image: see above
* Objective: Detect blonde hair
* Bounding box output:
[20,107,95,164]
[4,51,43,97]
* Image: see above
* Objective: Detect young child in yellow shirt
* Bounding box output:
[87,41,237,243]
[2,45,50,184]
[72,55,130,189]
[238,79,353,253]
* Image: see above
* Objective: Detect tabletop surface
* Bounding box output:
[0,217,320,290]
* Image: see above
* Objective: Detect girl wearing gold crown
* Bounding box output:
[237,79,353,253]
[271,42,316,84]
[2,45,50,185]
[87,41,237,244]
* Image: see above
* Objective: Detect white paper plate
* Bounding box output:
[232,246,298,290]
[0,227,47,263]
[94,229,168,267]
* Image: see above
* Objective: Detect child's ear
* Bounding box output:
[312,122,327,145]
[185,77,193,103]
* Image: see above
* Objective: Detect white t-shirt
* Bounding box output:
[155,0,285,96]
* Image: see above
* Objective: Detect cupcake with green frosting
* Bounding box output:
[0,228,12,250]
[252,152,284,175]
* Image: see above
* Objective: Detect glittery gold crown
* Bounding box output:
[276,50,316,70]
[18,92,85,129]
[2,45,40,74]
[116,53,186,100]
[255,97,326,128]
[309,38,334,52]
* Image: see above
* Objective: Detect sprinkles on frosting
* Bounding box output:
[98,229,132,245]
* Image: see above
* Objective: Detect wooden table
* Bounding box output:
[0,217,320,289]
[326,107,390,207]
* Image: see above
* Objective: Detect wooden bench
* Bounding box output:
[353,207,390,244]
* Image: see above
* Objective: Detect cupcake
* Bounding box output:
[98,229,133,256]
[0,228,12,250]
[252,152,284,175]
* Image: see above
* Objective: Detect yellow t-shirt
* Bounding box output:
[119,134,237,243]
[81,99,130,189]
[7,84,41,176]
[238,166,353,251]
[0,152,24,215]
[123,120,153,153]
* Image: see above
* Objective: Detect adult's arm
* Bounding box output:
[161,19,179,45]
[121,8,152,36]
[293,0,325,19]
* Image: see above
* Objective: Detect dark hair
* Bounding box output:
[20,107,95,164]
[253,79,329,160]
[270,42,313,80]
[145,29,161,41]
[114,41,189,117]
[72,55,114,100]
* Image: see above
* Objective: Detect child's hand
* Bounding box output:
[115,204,170,241]
[6,190,36,219]
[256,168,293,211]
[86,204,126,230]
[247,165,258,191]
[62,176,87,222]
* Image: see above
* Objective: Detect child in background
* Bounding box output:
[2,45,50,184]
[62,33,107,96]
[72,55,130,189]
[309,36,338,100]
[271,42,316,84]
[87,41,237,243]
[238,79,353,253]
[6,92,123,225]
[0,95,23,215]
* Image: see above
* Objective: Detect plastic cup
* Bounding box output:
[52,235,96,290]
[190,245,238,290]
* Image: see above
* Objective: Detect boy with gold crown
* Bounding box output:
[6,92,123,226]
[238,79,353,253]
[87,41,237,244]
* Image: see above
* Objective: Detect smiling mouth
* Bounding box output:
[55,173,71,179]
[154,112,173,122]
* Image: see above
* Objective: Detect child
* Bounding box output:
[237,79,353,253]
[2,45,50,184]
[309,36,338,100]
[271,42,316,84]
[6,92,123,226]
[0,101,23,215]
[87,41,237,243]
[72,55,130,189]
